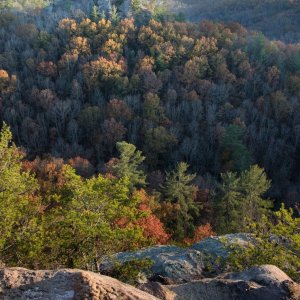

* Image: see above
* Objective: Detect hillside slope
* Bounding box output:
[176,0,300,42]
[3,0,300,42]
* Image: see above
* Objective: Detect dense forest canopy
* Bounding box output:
[2,0,300,42]
[1,4,300,205]
[1,0,300,281]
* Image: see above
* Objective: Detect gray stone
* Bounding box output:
[192,233,256,258]
[224,264,294,286]
[100,234,259,283]
[100,245,205,283]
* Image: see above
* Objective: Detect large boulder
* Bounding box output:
[224,264,294,286]
[0,267,159,300]
[100,245,205,283]
[99,234,258,283]
[142,265,300,300]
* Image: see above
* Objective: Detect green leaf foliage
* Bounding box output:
[111,141,146,190]
[225,204,300,281]
[41,165,148,268]
[221,124,252,172]
[0,123,40,266]
[161,162,200,240]
[108,258,153,285]
[215,165,272,233]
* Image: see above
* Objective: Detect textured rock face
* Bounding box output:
[100,245,205,283]
[224,264,293,285]
[139,282,176,300]
[100,234,255,283]
[98,235,300,299]
[3,237,298,300]
[0,267,159,300]
[141,265,300,300]
[0,265,299,300]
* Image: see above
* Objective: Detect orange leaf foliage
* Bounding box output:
[183,223,215,246]
[135,189,171,244]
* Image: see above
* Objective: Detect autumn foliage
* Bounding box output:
[135,189,171,244]
[183,223,215,246]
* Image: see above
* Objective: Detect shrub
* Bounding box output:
[108,258,154,285]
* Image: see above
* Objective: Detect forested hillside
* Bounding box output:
[4,0,300,42]
[176,0,300,42]
[1,0,300,281]
[1,8,300,205]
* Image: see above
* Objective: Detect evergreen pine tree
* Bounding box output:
[111,141,146,190]
[221,124,252,172]
[215,165,272,233]
[90,4,99,22]
[214,172,242,233]
[110,5,120,24]
[161,162,199,240]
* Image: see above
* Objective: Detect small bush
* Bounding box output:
[109,258,154,285]
[222,205,300,281]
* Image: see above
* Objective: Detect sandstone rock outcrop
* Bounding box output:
[0,267,159,300]
[140,265,300,300]
[1,235,299,300]
[99,234,300,299]
[0,265,299,299]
